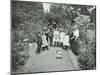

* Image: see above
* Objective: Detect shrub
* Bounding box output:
[12,30,29,72]
[78,43,96,70]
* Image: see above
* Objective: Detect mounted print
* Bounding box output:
[11,0,96,74]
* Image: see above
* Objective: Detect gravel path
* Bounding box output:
[17,43,80,73]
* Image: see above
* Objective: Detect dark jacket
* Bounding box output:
[36,35,42,45]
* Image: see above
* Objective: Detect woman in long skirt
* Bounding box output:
[70,26,79,55]
[42,32,49,51]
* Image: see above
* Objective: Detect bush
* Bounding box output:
[12,30,29,71]
[12,41,29,71]
[78,43,96,70]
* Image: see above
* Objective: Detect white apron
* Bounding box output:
[63,35,70,46]
[53,31,60,42]
[60,32,65,43]
[73,29,79,40]
[42,35,48,47]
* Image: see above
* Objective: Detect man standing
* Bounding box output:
[48,26,53,46]
[45,29,49,43]
[36,32,42,54]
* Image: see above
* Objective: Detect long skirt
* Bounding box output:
[36,43,42,54]
[70,39,79,55]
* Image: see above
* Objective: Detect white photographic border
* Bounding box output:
[0,0,99,75]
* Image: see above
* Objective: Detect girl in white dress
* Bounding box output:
[59,29,65,47]
[63,31,70,50]
[53,28,60,46]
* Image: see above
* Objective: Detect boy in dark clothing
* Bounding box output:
[45,31,49,43]
[36,33,42,54]
[48,31,53,46]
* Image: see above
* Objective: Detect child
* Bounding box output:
[59,29,65,47]
[53,28,60,47]
[63,31,70,50]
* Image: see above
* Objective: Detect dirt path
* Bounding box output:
[17,43,80,73]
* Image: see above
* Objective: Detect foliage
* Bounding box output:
[12,31,29,71]
[12,1,44,71]
[74,15,91,26]
[78,42,96,70]
[74,14,96,70]
[73,7,96,70]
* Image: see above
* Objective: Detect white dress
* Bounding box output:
[63,35,70,46]
[42,35,48,47]
[60,32,65,43]
[53,30,60,42]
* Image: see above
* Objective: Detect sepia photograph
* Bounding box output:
[11,0,96,74]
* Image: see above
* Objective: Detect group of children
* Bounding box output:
[53,28,70,50]
[36,25,79,55]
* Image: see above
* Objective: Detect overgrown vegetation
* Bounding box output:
[74,15,96,70]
